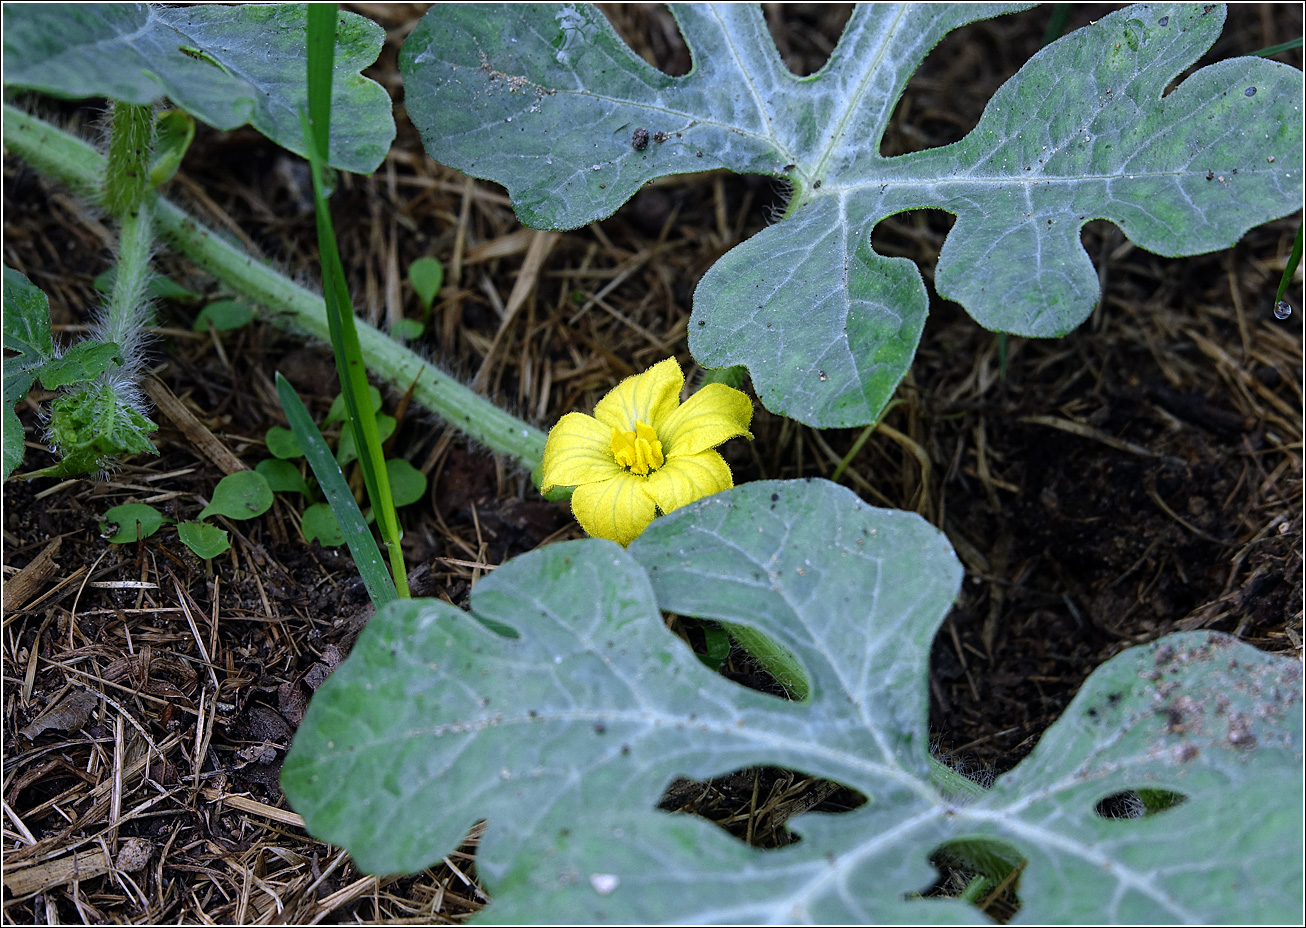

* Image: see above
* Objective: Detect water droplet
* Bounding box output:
[1158,15,1169,26]
[1245,86,1257,97]
[500,768,512,780]
[590,873,619,895]
[1274,301,1292,320]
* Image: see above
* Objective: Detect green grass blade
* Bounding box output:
[276,372,396,609]
[1274,224,1302,310]
[304,4,408,597]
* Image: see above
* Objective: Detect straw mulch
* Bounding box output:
[3,3,1301,923]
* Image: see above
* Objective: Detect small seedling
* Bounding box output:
[100,469,274,560]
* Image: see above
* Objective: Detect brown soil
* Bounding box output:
[4,3,1301,923]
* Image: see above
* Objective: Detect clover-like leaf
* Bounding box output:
[2,3,394,174]
[282,479,1302,922]
[400,3,1304,426]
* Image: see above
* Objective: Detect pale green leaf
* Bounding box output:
[326,385,384,424]
[193,300,254,332]
[384,457,427,507]
[256,458,310,495]
[2,3,394,174]
[282,479,1302,922]
[93,269,200,302]
[400,3,1304,426]
[408,256,444,313]
[301,501,345,547]
[198,470,273,521]
[336,414,395,467]
[389,317,425,341]
[100,503,166,543]
[177,520,230,558]
[265,425,304,460]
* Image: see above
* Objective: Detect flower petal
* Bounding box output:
[660,383,753,457]
[541,412,623,491]
[571,474,657,546]
[593,358,683,433]
[644,450,733,515]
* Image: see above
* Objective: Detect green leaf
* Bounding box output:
[400,3,1305,427]
[192,299,254,332]
[336,413,395,467]
[3,267,55,480]
[301,501,345,547]
[256,457,310,495]
[325,385,383,424]
[42,382,157,477]
[100,503,166,543]
[384,457,427,508]
[696,623,732,671]
[265,425,304,460]
[177,520,230,558]
[389,317,425,341]
[93,269,200,303]
[277,372,396,607]
[198,470,273,521]
[1,3,394,174]
[37,341,122,389]
[407,256,444,314]
[149,109,196,187]
[282,479,1303,921]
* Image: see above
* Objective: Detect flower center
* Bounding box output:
[610,420,665,476]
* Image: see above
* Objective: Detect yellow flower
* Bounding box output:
[541,358,753,546]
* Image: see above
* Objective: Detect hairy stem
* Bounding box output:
[4,104,549,474]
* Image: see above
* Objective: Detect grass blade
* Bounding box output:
[276,372,396,609]
[304,3,409,596]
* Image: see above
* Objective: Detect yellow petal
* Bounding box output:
[593,358,683,434]
[644,450,733,515]
[660,383,753,457]
[571,474,657,546]
[541,412,623,492]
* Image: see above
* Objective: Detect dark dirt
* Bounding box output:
[3,2,1301,923]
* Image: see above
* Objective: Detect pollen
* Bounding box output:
[610,420,664,475]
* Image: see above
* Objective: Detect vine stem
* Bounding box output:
[3,104,549,475]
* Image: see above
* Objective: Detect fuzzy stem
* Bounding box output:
[101,102,156,364]
[99,198,155,367]
[4,104,549,474]
[103,102,152,217]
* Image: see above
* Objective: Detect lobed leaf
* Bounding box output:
[282,479,1302,922]
[400,3,1304,426]
[42,382,157,477]
[2,3,394,174]
[37,341,122,389]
